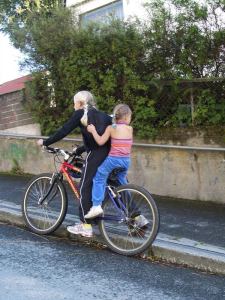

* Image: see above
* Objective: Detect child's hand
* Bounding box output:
[37,139,43,146]
[87,124,96,133]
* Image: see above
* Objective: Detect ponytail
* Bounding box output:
[73,91,96,127]
[111,114,117,128]
[80,103,88,126]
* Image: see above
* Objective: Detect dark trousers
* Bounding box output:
[78,147,109,223]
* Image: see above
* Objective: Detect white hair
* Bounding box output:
[73,91,96,126]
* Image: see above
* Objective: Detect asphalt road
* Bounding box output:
[1,223,225,300]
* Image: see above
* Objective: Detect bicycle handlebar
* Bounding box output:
[44,146,75,161]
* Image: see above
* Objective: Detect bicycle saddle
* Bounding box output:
[107,167,126,186]
[111,167,126,175]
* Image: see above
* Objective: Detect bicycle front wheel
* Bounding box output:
[99,184,159,256]
[22,173,68,234]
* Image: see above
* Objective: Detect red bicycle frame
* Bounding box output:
[60,161,82,200]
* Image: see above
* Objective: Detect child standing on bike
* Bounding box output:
[84,104,133,219]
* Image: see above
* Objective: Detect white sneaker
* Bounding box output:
[134,215,149,228]
[67,223,93,237]
[84,205,103,219]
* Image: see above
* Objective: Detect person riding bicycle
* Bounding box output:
[84,104,149,229]
[37,91,112,237]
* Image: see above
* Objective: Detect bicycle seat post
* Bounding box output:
[107,185,117,198]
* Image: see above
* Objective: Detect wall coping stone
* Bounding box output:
[0,133,224,152]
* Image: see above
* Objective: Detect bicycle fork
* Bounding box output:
[38,173,62,205]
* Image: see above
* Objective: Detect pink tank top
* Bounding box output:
[109,138,133,157]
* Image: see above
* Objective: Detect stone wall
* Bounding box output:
[0,135,224,204]
[0,90,40,135]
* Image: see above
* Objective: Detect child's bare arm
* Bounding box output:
[87,125,111,145]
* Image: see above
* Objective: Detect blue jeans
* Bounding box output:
[92,156,130,206]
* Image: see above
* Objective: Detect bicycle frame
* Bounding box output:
[60,160,128,222]
[39,149,128,223]
[37,160,82,206]
[60,161,81,200]
[61,161,129,222]
[22,145,160,257]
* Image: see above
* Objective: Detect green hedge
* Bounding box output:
[18,3,225,138]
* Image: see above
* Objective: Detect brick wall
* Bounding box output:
[0,90,34,131]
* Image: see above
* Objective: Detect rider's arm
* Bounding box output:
[43,109,84,147]
[89,125,111,146]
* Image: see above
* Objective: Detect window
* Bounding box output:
[80,1,123,25]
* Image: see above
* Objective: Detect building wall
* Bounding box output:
[0,135,224,203]
[67,0,148,20]
[122,0,148,20]
[0,91,41,135]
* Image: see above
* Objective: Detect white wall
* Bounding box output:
[123,0,148,21]
[67,0,119,15]
[67,0,148,20]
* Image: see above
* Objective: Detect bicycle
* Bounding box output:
[22,146,160,256]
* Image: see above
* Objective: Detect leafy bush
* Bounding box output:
[194,90,225,125]
[24,13,158,137]
[2,1,224,138]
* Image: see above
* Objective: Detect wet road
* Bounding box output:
[0,224,225,300]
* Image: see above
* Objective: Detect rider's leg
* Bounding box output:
[85,157,130,219]
[91,156,113,206]
[84,156,115,219]
[115,157,130,185]
[116,168,128,185]
[68,147,110,236]
[78,147,109,223]
[91,156,131,206]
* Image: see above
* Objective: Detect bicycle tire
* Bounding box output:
[99,184,159,256]
[22,173,68,234]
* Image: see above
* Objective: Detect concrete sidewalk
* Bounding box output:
[1,174,225,275]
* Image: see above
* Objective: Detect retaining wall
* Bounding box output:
[0,134,224,203]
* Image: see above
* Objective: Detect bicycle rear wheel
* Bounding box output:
[99,184,159,256]
[22,173,68,234]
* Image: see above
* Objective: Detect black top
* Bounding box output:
[43,108,112,151]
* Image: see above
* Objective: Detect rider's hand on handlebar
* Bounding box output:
[73,145,86,156]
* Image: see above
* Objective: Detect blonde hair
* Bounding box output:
[73,91,96,126]
[113,104,132,123]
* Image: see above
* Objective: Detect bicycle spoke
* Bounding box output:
[22,175,67,234]
[99,184,159,256]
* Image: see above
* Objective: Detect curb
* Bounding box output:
[1,200,225,275]
[153,235,225,275]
